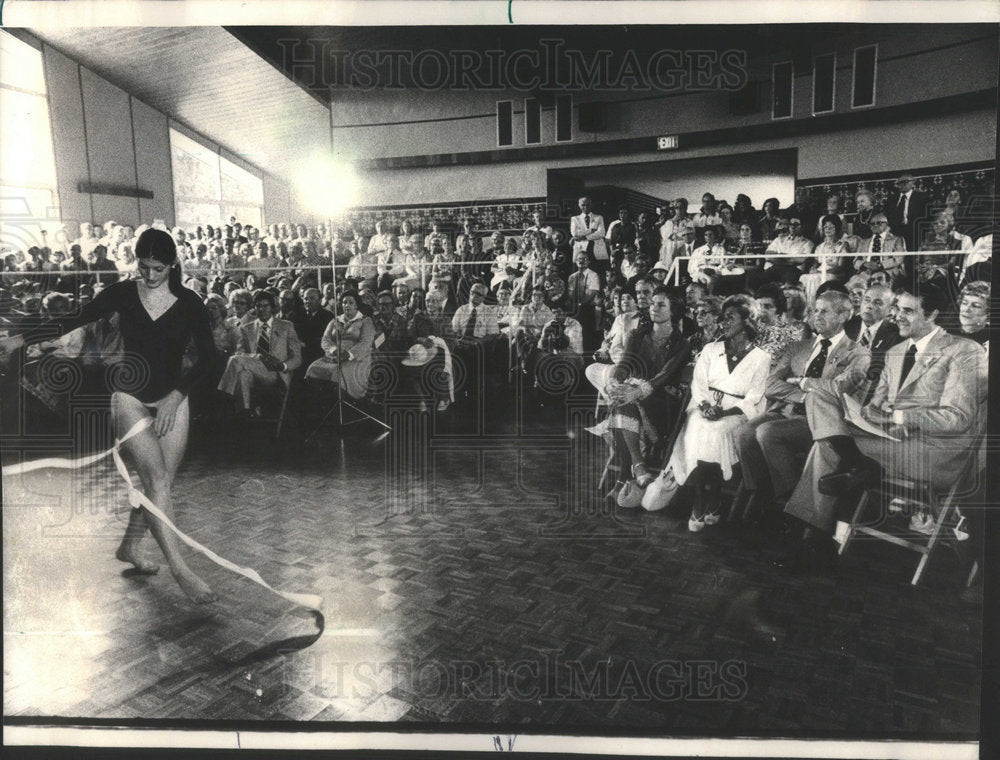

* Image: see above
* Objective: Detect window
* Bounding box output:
[772,61,793,119]
[170,127,263,230]
[496,100,513,147]
[0,31,60,254]
[524,98,541,145]
[852,45,877,108]
[555,94,573,142]
[812,53,836,115]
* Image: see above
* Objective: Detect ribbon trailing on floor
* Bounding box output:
[2,417,323,612]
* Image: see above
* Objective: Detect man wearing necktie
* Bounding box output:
[844,283,903,404]
[667,222,697,283]
[856,214,906,275]
[570,197,609,279]
[777,284,986,572]
[736,291,869,519]
[218,290,302,414]
[566,251,602,351]
[451,283,500,399]
[886,174,930,252]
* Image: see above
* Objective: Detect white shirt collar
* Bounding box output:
[909,326,941,355]
[816,330,846,352]
[861,319,884,338]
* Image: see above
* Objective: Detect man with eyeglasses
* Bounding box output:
[854,213,906,278]
[764,217,815,284]
[451,283,500,400]
[226,289,256,328]
[218,290,302,416]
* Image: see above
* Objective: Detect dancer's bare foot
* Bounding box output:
[172,567,217,604]
[116,545,160,574]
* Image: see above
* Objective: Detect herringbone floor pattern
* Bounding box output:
[2,391,982,735]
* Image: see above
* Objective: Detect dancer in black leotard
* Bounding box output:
[9,229,217,603]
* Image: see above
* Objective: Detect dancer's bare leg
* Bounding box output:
[116,392,189,574]
[116,508,159,573]
[112,392,215,603]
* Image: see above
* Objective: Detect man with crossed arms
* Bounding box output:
[570,197,609,279]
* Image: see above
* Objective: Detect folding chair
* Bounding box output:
[837,433,985,586]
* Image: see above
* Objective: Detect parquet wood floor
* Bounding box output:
[2,391,982,734]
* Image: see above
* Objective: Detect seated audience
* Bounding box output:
[778,283,987,571]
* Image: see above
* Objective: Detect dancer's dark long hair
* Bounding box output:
[135,228,183,296]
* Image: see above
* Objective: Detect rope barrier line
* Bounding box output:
[2,417,323,612]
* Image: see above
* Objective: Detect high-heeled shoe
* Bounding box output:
[632,463,655,487]
[688,514,706,532]
[704,511,721,526]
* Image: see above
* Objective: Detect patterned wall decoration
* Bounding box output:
[334,198,549,237]
[329,165,995,239]
[799,165,995,219]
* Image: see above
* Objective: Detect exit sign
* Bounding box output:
[657,135,679,150]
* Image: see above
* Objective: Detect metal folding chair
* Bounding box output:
[837,433,985,586]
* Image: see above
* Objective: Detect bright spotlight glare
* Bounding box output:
[294,157,360,218]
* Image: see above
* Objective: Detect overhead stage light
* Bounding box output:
[294,155,361,220]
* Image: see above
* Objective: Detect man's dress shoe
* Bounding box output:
[818,460,881,496]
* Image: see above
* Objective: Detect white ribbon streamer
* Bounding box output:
[3,418,322,611]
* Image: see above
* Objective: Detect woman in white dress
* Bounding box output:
[667,294,770,531]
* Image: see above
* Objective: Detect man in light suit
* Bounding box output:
[663,220,697,280]
[570,197,609,279]
[776,283,986,571]
[737,290,869,514]
[853,213,907,277]
[218,290,302,414]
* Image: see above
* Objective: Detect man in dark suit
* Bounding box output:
[843,282,903,404]
[737,290,869,514]
[777,283,986,571]
[293,287,334,373]
[885,173,930,252]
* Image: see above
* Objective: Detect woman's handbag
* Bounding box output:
[616,479,646,509]
[642,466,680,512]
